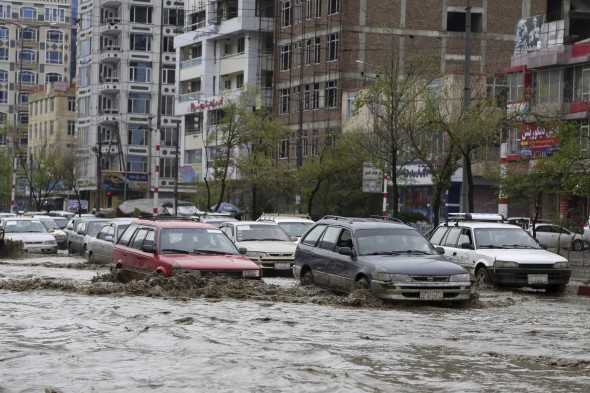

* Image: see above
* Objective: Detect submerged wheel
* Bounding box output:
[87,251,94,263]
[300,270,315,286]
[355,276,370,290]
[68,242,75,255]
[475,268,494,289]
[571,239,584,252]
[113,267,128,283]
[546,284,566,294]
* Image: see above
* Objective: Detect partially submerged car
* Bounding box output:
[257,213,315,242]
[1,217,58,254]
[428,213,571,293]
[86,219,135,264]
[293,216,472,302]
[111,219,262,280]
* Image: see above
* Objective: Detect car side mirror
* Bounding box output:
[104,235,114,242]
[290,236,298,242]
[338,246,354,256]
[436,246,445,255]
[238,247,248,255]
[77,230,85,235]
[142,244,157,253]
[460,242,473,250]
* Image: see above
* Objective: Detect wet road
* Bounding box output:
[1,254,589,392]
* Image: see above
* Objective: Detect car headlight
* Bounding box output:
[243,269,261,277]
[450,273,471,282]
[246,251,268,258]
[389,274,411,282]
[554,261,569,269]
[494,260,519,268]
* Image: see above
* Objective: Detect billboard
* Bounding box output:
[514,15,544,56]
[362,163,383,193]
[102,171,148,192]
[519,124,560,159]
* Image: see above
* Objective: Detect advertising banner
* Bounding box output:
[102,171,148,192]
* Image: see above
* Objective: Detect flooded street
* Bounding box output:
[1,254,590,392]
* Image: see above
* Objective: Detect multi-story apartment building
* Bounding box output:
[175,0,275,182]
[0,0,74,210]
[501,1,590,222]
[76,0,183,210]
[274,0,539,218]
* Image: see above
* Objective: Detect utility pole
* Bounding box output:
[173,121,180,216]
[460,0,472,213]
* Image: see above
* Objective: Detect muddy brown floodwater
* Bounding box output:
[1,254,590,393]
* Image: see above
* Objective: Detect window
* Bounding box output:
[49,120,54,135]
[19,49,36,63]
[328,0,340,14]
[280,45,291,71]
[507,72,523,101]
[79,66,90,87]
[20,27,37,42]
[237,37,245,53]
[312,129,318,156]
[347,91,357,118]
[185,149,202,164]
[46,51,62,64]
[79,39,91,57]
[127,155,148,173]
[306,0,312,20]
[128,93,151,114]
[45,8,65,23]
[535,69,562,104]
[0,27,8,39]
[293,41,302,68]
[302,131,308,157]
[45,73,62,83]
[129,62,152,83]
[0,70,7,83]
[46,30,63,43]
[303,84,310,111]
[312,83,320,109]
[281,1,292,27]
[447,10,483,33]
[0,91,7,104]
[293,86,300,113]
[316,0,322,18]
[0,4,12,19]
[236,73,244,89]
[130,6,153,24]
[160,96,175,116]
[80,12,92,30]
[18,92,28,105]
[327,33,338,61]
[130,34,152,51]
[163,36,175,52]
[68,97,76,112]
[319,226,340,251]
[128,125,148,145]
[0,48,7,61]
[279,89,290,114]
[160,157,177,178]
[325,81,337,108]
[305,39,311,65]
[162,66,175,84]
[278,139,289,159]
[314,37,321,64]
[20,7,37,21]
[19,71,36,85]
[67,120,75,136]
[224,79,232,90]
[164,8,184,26]
[160,126,178,147]
[49,97,54,112]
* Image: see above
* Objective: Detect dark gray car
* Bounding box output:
[293,216,472,302]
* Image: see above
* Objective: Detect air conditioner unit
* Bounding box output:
[101,146,110,154]
[161,149,169,156]
[110,147,118,154]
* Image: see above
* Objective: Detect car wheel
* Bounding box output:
[87,250,94,263]
[571,239,584,252]
[546,284,566,294]
[68,242,75,255]
[355,276,370,290]
[114,267,128,283]
[300,269,315,286]
[82,244,87,256]
[475,268,494,289]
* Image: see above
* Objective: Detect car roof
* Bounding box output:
[225,220,277,226]
[316,216,411,230]
[439,221,521,229]
[134,219,218,229]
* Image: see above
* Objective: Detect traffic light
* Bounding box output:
[106,191,112,207]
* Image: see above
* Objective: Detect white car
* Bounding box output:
[33,215,68,249]
[427,213,571,293]
[219,221,296,272]
[86,219,135,264]
[257,213,315,242]
[527,223,585,251]
[1,217,58,254]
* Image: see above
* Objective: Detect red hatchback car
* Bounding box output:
[111,219,262,280]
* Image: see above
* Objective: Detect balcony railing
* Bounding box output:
[180,57,203,69]
[178,92,203,103]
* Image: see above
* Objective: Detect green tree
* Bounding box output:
[354,38,440,216]
[20,147,65,212]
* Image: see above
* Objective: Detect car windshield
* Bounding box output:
[474,228,541,249]
[87,221,107,236]
[356,228,438,256]
[159,228,240,255]
[278,222,314,237]
[51,218,68,228]
[235,224,291,242]
[4,220,48,233]
[40,219,59,230]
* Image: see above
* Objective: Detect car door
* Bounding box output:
[534,225,555,248]
[451,228,474,271]
[309,226,344,290]
[125,226,155,276]
[94,224,114,263]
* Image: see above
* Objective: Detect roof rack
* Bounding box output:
[447,213,505,223]
[259,212,312,219]
[320,215,355,223]
[369,215,405,223]
[142,216,194,222]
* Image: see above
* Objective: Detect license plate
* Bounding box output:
[29,247,42,253]
[528,274,548,284]
[420,290,444,300]
[274,262,291,270]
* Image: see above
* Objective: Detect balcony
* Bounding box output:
[180,57,203,69]
[100,21,122,35]
[99,109,120,124]
[99,80,121,94]
[100,0,122,6]
[100,48,122,63]
[178,91,203,103]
